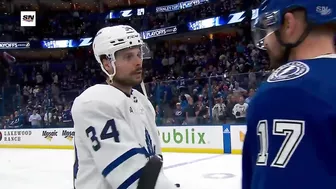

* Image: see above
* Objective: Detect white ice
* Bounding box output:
[0,149,242,189]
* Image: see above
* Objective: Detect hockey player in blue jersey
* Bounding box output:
[242,0,336,189]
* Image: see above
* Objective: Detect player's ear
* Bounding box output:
[282,12,296,37]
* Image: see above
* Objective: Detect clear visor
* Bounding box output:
[251,10,281,50]
[109,42,152,61]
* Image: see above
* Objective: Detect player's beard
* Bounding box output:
[267,46,287,69]
[113,71,142,87]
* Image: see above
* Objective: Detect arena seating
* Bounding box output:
[0,0,270,128]
[0,0,261,41]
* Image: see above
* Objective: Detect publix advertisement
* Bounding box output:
[158,126,224,153]
[0,125,246,154]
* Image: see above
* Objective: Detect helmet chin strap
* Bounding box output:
[106,77,113,85]
[102,55,117,85]
[103,50,148,98]
[140,81,148,99]
[103,60,148,99]
[107,77,148,98]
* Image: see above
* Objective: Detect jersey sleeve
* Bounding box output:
[72,99,177,189]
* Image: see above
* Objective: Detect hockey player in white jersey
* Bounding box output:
[72,25,179,189]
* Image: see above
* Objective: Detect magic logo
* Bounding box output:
[42,130,58,141]
[62,130,75,141]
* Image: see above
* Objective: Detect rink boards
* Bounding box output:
[0,125,246,154]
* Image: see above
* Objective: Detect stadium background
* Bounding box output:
[0,0,271,129]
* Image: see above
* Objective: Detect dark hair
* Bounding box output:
[99,55,108,63]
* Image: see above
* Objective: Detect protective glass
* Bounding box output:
[251,10,282,50]
[141,42,152,60]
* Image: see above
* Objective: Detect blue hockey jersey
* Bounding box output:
[242,54,336,189]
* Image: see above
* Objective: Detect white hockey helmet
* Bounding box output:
[92,25,144,81]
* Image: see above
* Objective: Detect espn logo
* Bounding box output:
[20,11,36,27]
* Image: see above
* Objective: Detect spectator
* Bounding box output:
[159,81,172,111]
[44,109,53,127]
[50,109,60,126]
[232,96,248,123]
[0,118,4,129]
[52,73,58,84]
[245,89,256,104]
[36,72,43,85]
[155,105,164,126]
[0,0,273,127]
[61,104,72,127]
[231,81,247,94]
[195,100,209,124]
[32,85,40,98]
[13,111,24,128]
[185,96,197,125]
[212,97,226,124]
[23,84,31,103]
[7,114,15,128]
[29,109,42,128]
[174,102,185,125]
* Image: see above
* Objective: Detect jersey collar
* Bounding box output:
[313,54,336,59]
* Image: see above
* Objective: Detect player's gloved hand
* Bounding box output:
[175,183,180,188]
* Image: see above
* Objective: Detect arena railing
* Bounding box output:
[0,71,271,129]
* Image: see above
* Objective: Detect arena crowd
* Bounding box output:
[0,0,270,128]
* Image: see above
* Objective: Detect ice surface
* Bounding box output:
[0,149,241,189]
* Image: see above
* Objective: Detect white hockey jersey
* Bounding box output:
[72,84,177,189]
